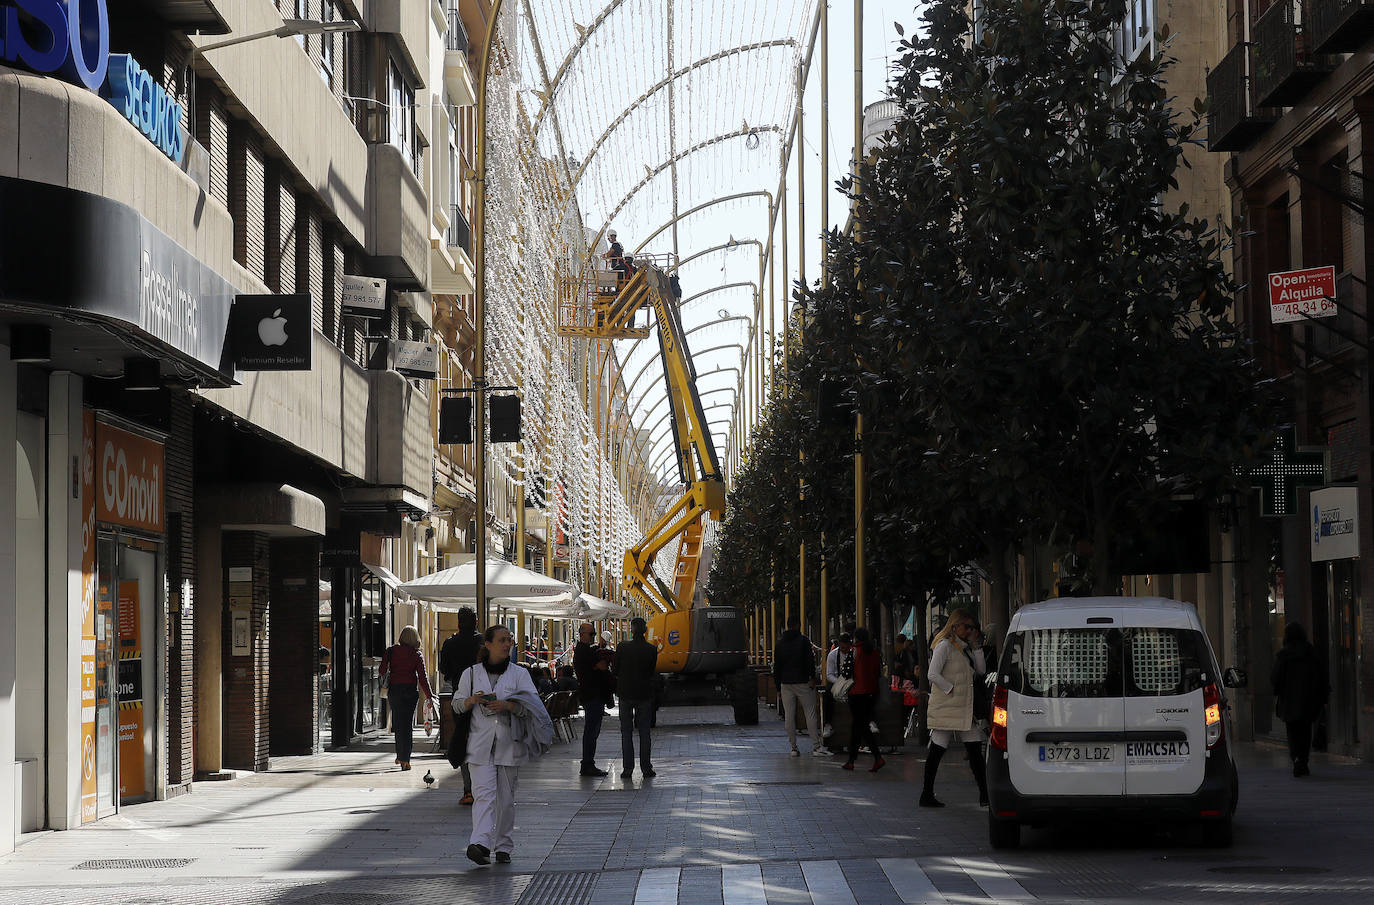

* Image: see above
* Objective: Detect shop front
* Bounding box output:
[83,415,167,820]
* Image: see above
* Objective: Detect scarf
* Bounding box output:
[483,657,512,677]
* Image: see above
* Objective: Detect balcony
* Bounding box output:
[1310,0,1374,52]
[445,8,477,106]
[1207,43,1278,152]
[431,205,475,295]
[366,143,430,287]
[1253,0,1338,107]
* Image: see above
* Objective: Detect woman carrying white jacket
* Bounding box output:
[920,608,989,809]
[455,625,553,865]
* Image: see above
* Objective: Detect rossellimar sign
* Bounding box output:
[1,0,184,163]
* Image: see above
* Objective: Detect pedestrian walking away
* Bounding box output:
[573,622,614,776]
[380,626,438,772]
[1271,621,1331,777]
[455,625,553,866]
[921,609,988,808]
[438,606,484,804]
[773,613,825,757]
[613,617,659,778]
[843,627,885,772]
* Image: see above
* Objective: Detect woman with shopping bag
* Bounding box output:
[380,625,438,771]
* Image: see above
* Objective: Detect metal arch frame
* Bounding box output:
[615,319,753,434]
[569,39,798,185]
[600,127,784,235]
[632,368,744,453]
[679,281,759,311]
[632,192,775,254]
[636,388,739,468]
[622,341,746,422]
[670,239,765,274]
[649,408,735,478]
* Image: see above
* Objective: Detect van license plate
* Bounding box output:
[1038,744,1115,763]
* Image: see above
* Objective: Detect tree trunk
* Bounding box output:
[986,543,1012,632]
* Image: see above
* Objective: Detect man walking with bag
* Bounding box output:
[439,607,483,805]
[774,614,825,757]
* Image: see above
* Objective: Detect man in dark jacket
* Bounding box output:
[1272,622,1331,777]
[438,607,483,804]
[573,623,613,776]
[773,614,824,757]
[613,618,659,778]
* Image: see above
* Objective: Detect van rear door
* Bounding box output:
[1121,623,1211,796]
[1001,614,1126,796]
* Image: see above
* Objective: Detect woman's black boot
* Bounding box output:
[920,743,946,807]
[965,742,989,807]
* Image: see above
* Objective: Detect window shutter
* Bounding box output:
[306,207,325,332]
[244,135,267,282]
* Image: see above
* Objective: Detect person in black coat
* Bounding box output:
[439,607,483,804]
[1271,622,1331,777]
[613,618,660,779]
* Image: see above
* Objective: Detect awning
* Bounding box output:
[363,562,410,599]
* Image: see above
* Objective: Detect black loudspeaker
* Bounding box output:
[440,396,473,444]
[490,394,522,442]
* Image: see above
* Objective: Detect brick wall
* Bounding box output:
[269,537,321,755]
[164,394,196,786]
[222,533,271,771]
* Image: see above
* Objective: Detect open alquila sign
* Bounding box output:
[1269,265,1337,324]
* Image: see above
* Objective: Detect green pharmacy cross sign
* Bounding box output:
[1249,428,1328,518]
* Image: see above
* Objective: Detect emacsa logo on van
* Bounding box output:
[667,630,680,645]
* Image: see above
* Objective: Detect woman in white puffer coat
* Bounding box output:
[920,609,989,809]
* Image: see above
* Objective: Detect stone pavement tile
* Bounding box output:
[590,868,642,905]
[678,865,724,905]
[838,858,904,905]
[760,861,811,905]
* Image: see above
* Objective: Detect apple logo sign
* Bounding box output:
[258,309,288,347]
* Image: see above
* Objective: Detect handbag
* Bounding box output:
[964,648,991,722]
[379,645,393,698]
[831,677,854,703]
[447,709,472,769]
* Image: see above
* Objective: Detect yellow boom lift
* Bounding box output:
[559,253,758,724]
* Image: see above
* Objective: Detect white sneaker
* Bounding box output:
[822,724,833,738]
[811,748,828,757]
[789,748,801,757]
[869,722,880,734]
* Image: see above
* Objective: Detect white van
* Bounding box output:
[985,597,1244,849]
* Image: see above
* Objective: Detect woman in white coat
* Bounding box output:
[456,625,553,865]
[920,609,989,808]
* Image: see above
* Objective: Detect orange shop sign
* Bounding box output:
[97,422,164,533]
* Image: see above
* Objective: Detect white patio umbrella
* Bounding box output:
[578,593,631,619]
[399,559,572,601]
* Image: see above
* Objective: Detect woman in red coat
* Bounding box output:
[843,627,885,772]
[382,625,437,771]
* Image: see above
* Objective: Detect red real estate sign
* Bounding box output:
[1269,266,1337,324]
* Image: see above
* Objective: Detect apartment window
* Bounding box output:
[1117,0,1152,62]
[295,0,309,52]
[389,61,418,175]
[319,0,336,86]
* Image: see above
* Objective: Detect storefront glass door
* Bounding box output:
[94,538,119,819]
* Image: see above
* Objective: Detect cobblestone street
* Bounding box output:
[3,705,1372,905]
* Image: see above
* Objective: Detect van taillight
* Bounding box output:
[1204,683,1223,749]
[990,684,1009,751]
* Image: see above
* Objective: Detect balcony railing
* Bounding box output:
[1207,43,1277,152]
[447,7,470,53]
[448,204,472,255]
[1310,0,1374,52]
[1253,0,1337,107]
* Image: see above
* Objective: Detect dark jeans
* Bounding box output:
[390,684,420,762]
[1285,718,1313,767]
[620,697,653,771]
[582,697,606,767]
[847,692,878,762]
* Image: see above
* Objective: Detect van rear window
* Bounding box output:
[999,627,1215,699]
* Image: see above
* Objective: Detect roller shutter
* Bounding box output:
[277,176,297,294]
[306,207,325,331]
[244,135,267,282]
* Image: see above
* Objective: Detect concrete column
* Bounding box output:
[45,373,83,829]
[269,537,321,756]
[0,348,17,852]
[194,520,223,774]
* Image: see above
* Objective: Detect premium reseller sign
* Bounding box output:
[1269,265,1337,324]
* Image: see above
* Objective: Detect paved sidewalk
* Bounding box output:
[2,705,1373,904]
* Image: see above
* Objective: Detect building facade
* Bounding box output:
[0,0,438,849]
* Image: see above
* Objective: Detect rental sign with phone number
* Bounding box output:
[1269,265,1337,324]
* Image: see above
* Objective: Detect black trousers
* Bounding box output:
[620,697,653,771]
[390,684,420,762]
[847,693,878,762]
[1285,718,1313,767]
